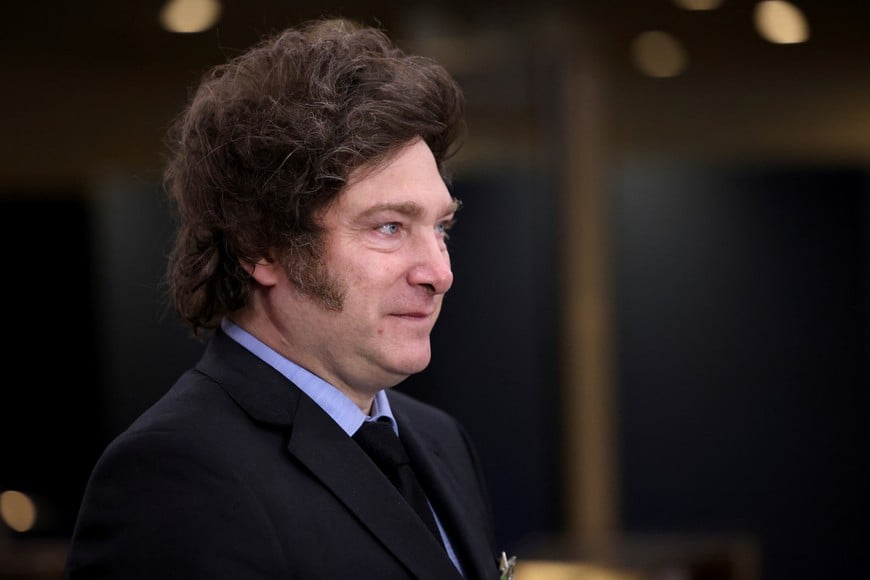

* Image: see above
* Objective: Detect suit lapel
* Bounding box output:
[287,395,463,580]
[397,418,499,580]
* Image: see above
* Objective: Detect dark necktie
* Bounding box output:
[352,419,445,548]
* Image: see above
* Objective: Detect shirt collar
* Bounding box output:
[220,318,396,436]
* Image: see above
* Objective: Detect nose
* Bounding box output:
[408,232,453,295]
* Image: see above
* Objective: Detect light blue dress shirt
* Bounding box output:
[220,318,463,574]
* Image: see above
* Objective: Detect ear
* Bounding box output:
[243,257,283,287]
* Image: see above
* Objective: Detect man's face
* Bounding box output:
[276,139,459,405]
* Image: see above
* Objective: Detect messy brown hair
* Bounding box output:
[162,17,465,336]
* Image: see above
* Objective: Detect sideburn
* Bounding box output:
[284,236,346,311]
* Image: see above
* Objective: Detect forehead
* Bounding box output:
[334,140,455,215]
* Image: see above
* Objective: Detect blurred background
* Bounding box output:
[1,1,867,579]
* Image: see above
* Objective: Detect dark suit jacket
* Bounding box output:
[64,329,501,579]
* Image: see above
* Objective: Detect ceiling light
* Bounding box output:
[630,31,689,78]
[754,0,810,44]
[159,0,222,34]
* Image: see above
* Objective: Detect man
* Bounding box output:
[64,17,502,580]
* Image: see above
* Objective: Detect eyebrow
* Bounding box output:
[359,197,462,219]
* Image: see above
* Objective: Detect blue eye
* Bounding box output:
[377,223,400,235]
[436,219,455,238]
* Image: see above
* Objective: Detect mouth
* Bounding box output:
[391,311,433,321]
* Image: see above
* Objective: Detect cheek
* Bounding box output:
[348,255,405,288]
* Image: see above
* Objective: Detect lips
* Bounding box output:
[391,311,433,319]
[389,298,440,321]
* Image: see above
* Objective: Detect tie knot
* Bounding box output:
[352,419,410,473]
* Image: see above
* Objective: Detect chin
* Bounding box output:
[391,349,432,377]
